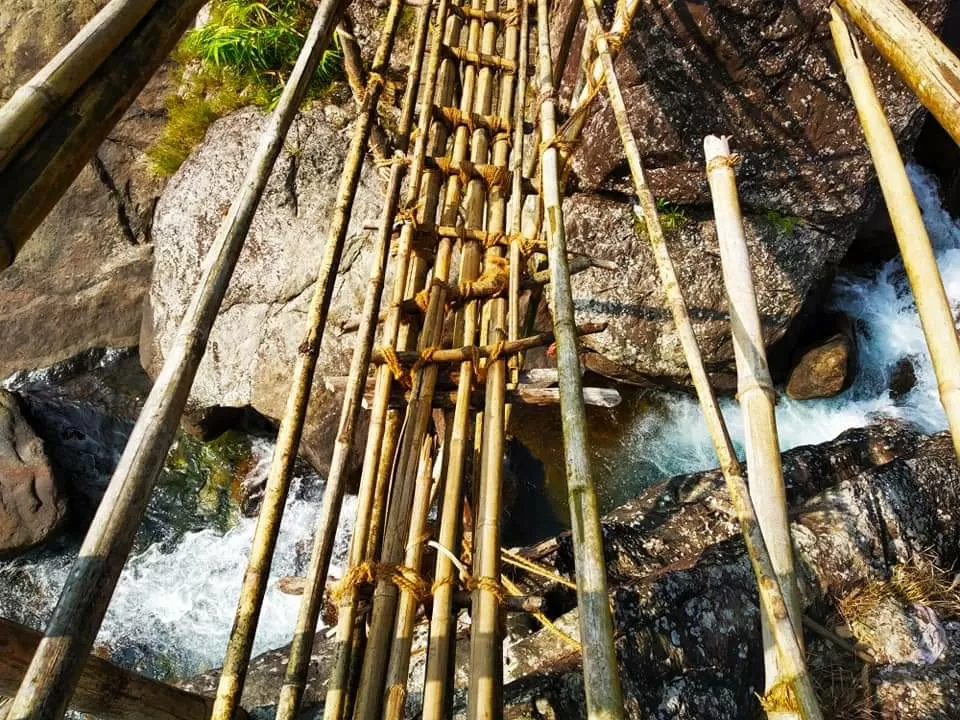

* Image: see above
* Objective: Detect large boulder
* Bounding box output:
[0,389,66,556]
[550,0,949,384]
[141,107,388,478]
[0,0,169,379]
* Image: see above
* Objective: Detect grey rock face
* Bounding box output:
[0,389,66,556]
[142,107,387,477]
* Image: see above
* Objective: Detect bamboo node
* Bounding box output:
[705,153,742,174]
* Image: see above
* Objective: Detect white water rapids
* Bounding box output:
[0,165,957,680]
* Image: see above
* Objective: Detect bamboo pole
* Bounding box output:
[322,0,463,716]
[5,2,347,717]
[275,2,435,718]
[337,15,391,163]
[836,0,960,149]
[830,5,960,460]
[569,3,820,717]
[0,618,223,720]
[0,0,207,270]
[704,136,803,710]
[0,0,161,173]
[467,0,521,715]
[534,1,623,717]
[351,1,489,715]
[208,0,413,715]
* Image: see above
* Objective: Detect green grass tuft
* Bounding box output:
[764,210,804,235]
[149,0,343,176]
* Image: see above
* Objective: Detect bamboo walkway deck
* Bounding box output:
[5,0,960,718]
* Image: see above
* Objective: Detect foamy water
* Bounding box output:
[611,164,960,483]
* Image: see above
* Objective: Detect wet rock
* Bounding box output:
[786,332,854,400]
[890,356,919,400]
[0,389,66,556]
[142,107,386,481]
[0,1,170,379]
[502,420,960,718]
[559,194,841,384]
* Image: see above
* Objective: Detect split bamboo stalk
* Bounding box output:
[0,0,161,173]
[351,3,491,716]
[830,5,960,461]
[273,5,436,720]
[571,3,821,717]
[381,434,439,719]
[467,0,521,715]
[0,617,222,720]
[836,0,960,149]
[534,0,623,716]
[322,1,465,717]
[705,135,803,708]
[208,0,410,713]
[4,2,346,717]
[0,0,208,270]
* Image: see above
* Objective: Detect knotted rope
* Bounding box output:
[706,152,742,174]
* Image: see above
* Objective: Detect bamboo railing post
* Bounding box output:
[549,3,824,717]
[534,0,624,716]
[207,0,421,713]
[830,5,960,460]
[322,1,464,717]
[836,0,960,149]
[0,0,208,270]
[0,0,162,172]
[704,135,803,708]
[4,1,347,716]
[0,618,222,720]
[272,4,435,720]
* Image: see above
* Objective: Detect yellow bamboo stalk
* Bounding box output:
[704,136,803,712]
[836,0,960,149]
[830,4,960,460]
[4,1,347,717]
[0,0,161,173]
[322,1,465,716]
[573,6,822,718]
[0,0,207,270]
[534,0,624,716]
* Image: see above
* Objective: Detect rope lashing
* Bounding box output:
[332,561,430,604]
[477,163,508,190]
[705,152,742,174]
[475,338,505,382]
[378,346,411,389]
[463,574,506,604]
[458,255,509,301]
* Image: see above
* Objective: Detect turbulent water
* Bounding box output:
[606,164,960,487]
[1,165,958,681]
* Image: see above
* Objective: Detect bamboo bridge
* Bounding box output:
[2,0,960,718]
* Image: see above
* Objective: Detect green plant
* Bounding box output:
[149,0,343,176]
[765,210,804,235]
[633,198,689,237]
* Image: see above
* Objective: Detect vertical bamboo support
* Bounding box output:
[0,0,161,172]
[704,135,803,708]
[836,0,960,149]
[321,0,458,716]
[571,6,821,718]
[271,5,435,720]
[4,1,347,717]
[830,5,960,460]
[534,1,623,717]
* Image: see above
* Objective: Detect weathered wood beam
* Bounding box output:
[0,618,223,720]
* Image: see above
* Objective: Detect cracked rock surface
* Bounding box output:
[142,107,388,479]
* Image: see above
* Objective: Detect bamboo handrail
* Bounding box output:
[705,135,804,709]
[535,0,625,717]
[4,1,348,716]
[0,617,225,720]
[830,4,960,461]
[0,0,161,173]
[836,0,960,149]
[0,0,208,271]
